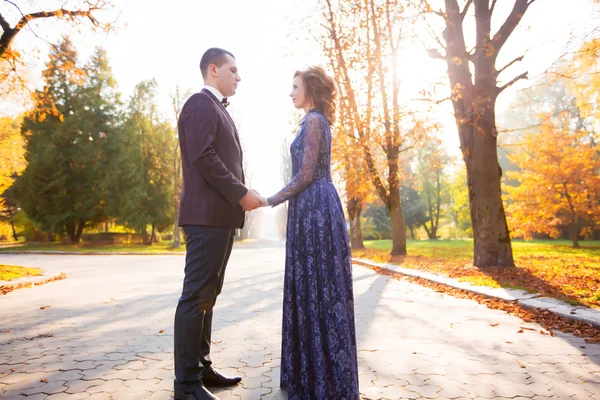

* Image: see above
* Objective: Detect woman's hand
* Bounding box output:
[250,190,270,207]
[259,196,269,207]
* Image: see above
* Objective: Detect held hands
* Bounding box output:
[239,189,269,211]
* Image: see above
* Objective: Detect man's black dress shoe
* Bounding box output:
[202,367,242,387]
[174,385,219,400]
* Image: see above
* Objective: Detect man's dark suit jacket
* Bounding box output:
[178,89,247,228]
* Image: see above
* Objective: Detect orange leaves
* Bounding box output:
[505,122,600,243]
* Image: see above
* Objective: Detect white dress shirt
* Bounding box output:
[204,85,225,103]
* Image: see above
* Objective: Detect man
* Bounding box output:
[175,47,261,400]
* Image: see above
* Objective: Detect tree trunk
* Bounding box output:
[389,197,407,255]
[173,142,182,248]
[141,227,150,245]
[466,116,514,267]
[74,219,85,244]
[66,221,76,244]
[433,171,441,239]
[423,222,433,239]
[8,206,18,241]
[408,224,415,240]
[347,197,364,249]
[150,224,157,244]
[570,221,580,249]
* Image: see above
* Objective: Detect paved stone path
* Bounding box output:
[1,242,599,399]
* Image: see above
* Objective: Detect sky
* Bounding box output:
[2,0,598,208]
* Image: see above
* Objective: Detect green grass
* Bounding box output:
[0,265,41,281]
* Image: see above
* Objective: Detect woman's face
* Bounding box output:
[290,75,309,110]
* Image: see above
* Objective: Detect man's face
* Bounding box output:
[213,55,241,97]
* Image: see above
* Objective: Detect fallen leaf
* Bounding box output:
[41,378,47,383]
[506,341,513,344]
[517,329,524,333]
[159,330,164,334]
[540,330,548,335]
[490,323,499,327]
[39,306,51,310]
[520,326,536,331]
[516,360,526,368]
[10,368,16,372]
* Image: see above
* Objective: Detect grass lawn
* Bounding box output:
[0,241,187,253]
[353,239,600,309]
[0,265,41,281]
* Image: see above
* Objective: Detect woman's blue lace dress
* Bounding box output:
[268,109,360,400]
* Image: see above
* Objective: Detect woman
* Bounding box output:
[258,66,360,400]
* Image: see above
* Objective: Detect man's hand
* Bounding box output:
[239,190,261,211]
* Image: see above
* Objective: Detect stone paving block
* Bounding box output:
[85,379,124,394]
[232,387,271,399]
[22,379,67,396]
[51,370,84,382]
[146,390,172,400]
[214,389,241,400]
[407,384,441,398]
[493,382,535,398]
[65,361,97,371]
[123,377,161,392]
[46,392,92,399]
[65,379,104,394]
[20,393,46,400]
[84,394,111,400]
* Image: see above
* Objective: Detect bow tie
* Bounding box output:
[221,97,230,108]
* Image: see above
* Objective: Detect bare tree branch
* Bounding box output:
[460,0,474,20]
[491,0,533,53]
[496,55,525,77]
[1,0,111,58]
[0,13,10,32]
[498,71,528,93]
[490,0,498,16]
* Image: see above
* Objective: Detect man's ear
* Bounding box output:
[209,64,218,77]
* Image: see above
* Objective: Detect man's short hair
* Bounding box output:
[200,48,235,77]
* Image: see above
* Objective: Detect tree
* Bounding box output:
[332,102,374,249]
[420,0,541,267]
[505,122,600,248]
[361,202,392,240]
[448,166,472,238]
[321,0,433,255]
[0,185,18,240]
[170,86,190,248]
[0,0,113,98]
[400,185,428,240]
[414,140,452,239]
[107,80,175,245]
[14,38,111,243]
[0,115,25,209]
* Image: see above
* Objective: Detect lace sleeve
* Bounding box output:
[268,113,323,207]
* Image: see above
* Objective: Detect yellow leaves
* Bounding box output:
[505,122,600,241]
[0,116,26,207]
